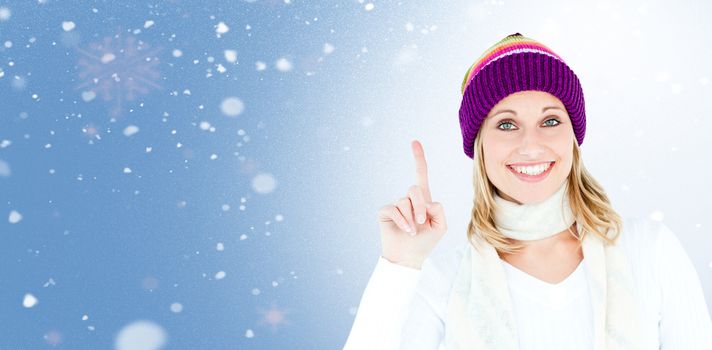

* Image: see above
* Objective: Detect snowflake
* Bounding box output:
[75,32,162,119]
[81,122,101,144]
[256,302,292,333]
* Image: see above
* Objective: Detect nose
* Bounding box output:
[515,128,548,157]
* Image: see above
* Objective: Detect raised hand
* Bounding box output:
[377,140,448,270]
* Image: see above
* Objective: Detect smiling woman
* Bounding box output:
[344,32,712,350]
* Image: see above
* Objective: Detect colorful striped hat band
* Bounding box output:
[459,33,586,159]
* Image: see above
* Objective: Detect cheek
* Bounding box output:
[551,133,574,154]
[482,140,507,166]
[483,150,510,180]
[554,142,574,172]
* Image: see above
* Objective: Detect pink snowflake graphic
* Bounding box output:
[257,302,292,333]
[75,32,162,119]
[81,122,102,144]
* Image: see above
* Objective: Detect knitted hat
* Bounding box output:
[459,32,586,159]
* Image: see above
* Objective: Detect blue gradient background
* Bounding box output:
[1,0,711,349]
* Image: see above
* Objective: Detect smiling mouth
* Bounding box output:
[507,161,555,181]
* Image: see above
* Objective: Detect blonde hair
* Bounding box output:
[467,130,623,255]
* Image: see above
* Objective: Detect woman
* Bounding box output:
[343,33,712,349]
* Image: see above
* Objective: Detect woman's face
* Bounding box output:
[480,90,574,204]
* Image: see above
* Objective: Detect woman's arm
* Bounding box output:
[343,256,445,350]
[655,221,712,348]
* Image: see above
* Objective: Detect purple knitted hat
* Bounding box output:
[459,33,586,159]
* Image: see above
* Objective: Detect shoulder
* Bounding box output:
[615,215,689,273]
[615,215,665,253]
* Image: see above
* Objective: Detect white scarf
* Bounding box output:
[444,182,644,349]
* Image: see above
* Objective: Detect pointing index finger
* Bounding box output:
[411,140,432,203]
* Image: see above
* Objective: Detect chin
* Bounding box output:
[503,180,563,205]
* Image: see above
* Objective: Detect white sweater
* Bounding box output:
[343,216,712,349]
[501,256,594,348]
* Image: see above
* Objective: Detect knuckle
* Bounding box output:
[407,188,416,198]
[408,185,422,198]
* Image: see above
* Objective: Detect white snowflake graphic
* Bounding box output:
[75,32,162,119]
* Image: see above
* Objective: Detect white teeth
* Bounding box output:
[510,162,552,176]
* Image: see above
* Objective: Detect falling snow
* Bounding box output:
[8,210,22,224]
[0,159,10,177]
[170,303,183,313]
[23,293,38,308]
[224,49,237,63]
[0,7,11,21]
[220,97,245,117]
[215,21,230,36]
[114,320,167,350]
[62,21,75,32]
[252,173,277,194]
[123,125,140,137]
[275,57,293,72]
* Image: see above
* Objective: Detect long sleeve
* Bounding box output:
[655,221,712,348]
[399,257,451,350]
[343,256,423,350]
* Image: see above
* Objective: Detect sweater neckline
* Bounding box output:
[501,257,588,308]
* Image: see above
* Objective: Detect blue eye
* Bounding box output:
[543,118,561,127]
[498,121,515,130]
[497,118,561,131]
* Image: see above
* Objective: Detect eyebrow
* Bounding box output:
[490,106,565,118]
